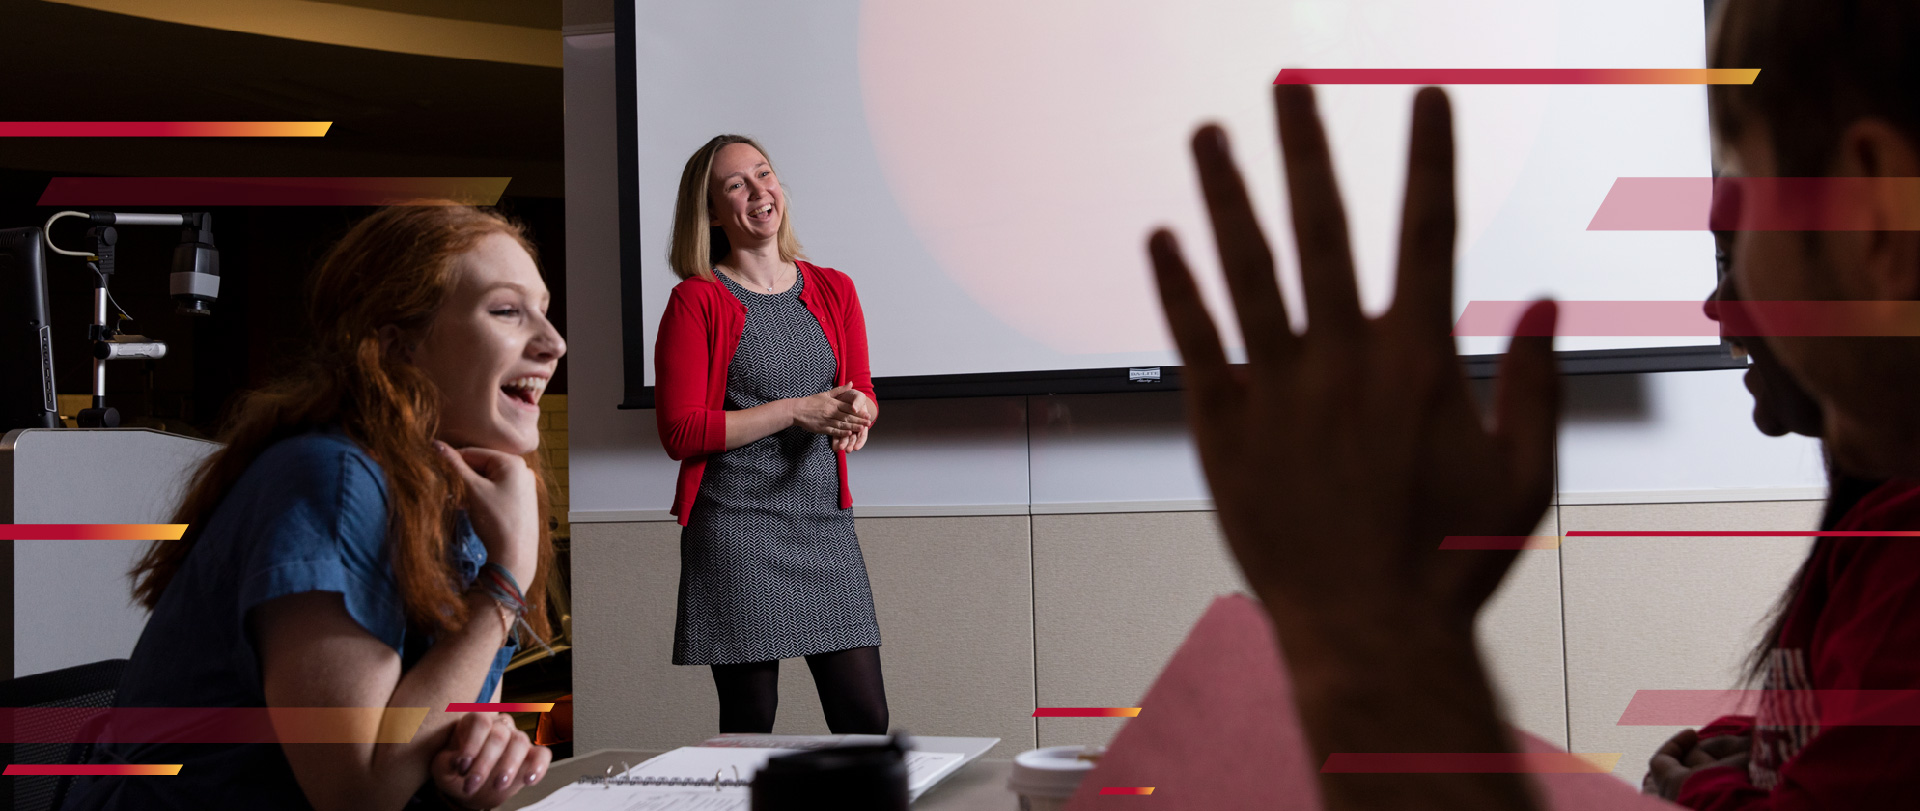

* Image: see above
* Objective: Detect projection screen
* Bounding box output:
[619,0,1727,400]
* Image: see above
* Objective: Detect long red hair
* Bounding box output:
[131,203,555,640]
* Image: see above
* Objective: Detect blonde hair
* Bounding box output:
[668,134,806,281]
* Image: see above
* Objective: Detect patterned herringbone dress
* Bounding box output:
[672,267,883,665]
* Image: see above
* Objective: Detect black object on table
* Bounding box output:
[750,732,910,810]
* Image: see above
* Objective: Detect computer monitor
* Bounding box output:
[0,227,58,431]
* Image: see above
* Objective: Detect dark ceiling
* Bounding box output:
[0,0,565,196]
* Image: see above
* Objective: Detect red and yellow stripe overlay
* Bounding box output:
[0,122,331,137]
[1274,69,1757,85]
[1099,786,1157,795]
[4,764,181,776]
[1031,707,1141,718]
[0,524,186,540]
[447,703,555,713]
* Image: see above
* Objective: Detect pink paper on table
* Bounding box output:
[1064,594,1679,810]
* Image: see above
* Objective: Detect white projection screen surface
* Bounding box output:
[628,0,1718,386]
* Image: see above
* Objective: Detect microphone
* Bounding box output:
[169,212,219,316]
[80,212,221,315]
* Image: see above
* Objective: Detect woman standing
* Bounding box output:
[654,134,888,734]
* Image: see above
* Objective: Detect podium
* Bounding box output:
[0,428,218,678]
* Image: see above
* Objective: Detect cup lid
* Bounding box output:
[1008,746,1104,796]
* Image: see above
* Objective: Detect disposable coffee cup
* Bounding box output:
[1008,745,1102,811]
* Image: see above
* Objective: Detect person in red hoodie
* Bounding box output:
[652,134,888,735]
[1639,236,1897,804]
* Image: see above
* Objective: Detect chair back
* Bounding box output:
[0,659,128,811]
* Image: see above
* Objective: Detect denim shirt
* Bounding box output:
[61,429,516,810]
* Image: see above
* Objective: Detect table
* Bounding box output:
[499,749,1018,810]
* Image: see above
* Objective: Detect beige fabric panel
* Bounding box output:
[572,516,1037,757]
[1560,500,1821,787]
[1031,511,1569,750]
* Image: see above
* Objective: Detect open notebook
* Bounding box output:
[520,735,998,810]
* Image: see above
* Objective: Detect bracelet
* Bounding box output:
[474,562,554,657]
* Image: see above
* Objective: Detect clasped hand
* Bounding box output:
[792,384,874,451]
[431,711,551,809]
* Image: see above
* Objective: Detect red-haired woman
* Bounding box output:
[62,204,565,811]
[654,135,888,734]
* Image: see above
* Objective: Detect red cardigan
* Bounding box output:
[653,260,876,525]
[1678,479,1920,809]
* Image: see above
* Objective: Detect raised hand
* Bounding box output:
[1147,84,1559,811]
[1149,84,1558,637]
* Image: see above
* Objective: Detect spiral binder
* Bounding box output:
[573,762,748,789]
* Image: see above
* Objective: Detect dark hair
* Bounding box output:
[1742,470,1882,684]
[1708,0,1920,176]
[132,203,556,640]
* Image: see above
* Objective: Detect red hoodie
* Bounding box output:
[1679,479,1920,809]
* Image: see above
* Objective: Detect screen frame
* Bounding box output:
[612,1,1743,410]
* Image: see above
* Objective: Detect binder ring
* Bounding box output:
[602,761,632,789]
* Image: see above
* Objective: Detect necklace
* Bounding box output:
[719,265,790,293]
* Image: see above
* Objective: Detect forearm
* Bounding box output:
[1275,606,1539,811]
[295,595,514,811]
[723,400,795,450]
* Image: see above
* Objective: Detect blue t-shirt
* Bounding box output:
[61,429,517,810]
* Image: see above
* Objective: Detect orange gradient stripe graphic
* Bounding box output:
[1274,69,1757,85]
[447,703,554,713]
[1031,707,1141,718]
[1322,753,1622,773]
[38,177,512,207]
[1099,787,1157,795]
[0,524,185,540]
[4,764,180,776]
[0,122,330,137]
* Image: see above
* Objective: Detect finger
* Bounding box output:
[454,445,524,481]
[437,441,483,488]
[1657,728,1699,759]
[1493,301,1559,506]
[1148,229,1232,394]
[1274,83,1364,339]
[853,427,869,451]
[491,732,532,792]
[451,712,492,775]
[463,716,513,796]
[432,749,475,800]
[522,744,554,785]
[1390,87,1460,338]
[1191,125,1296,365]
[1646,754,1689,799]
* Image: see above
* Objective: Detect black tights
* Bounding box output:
[710,646,889,734]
